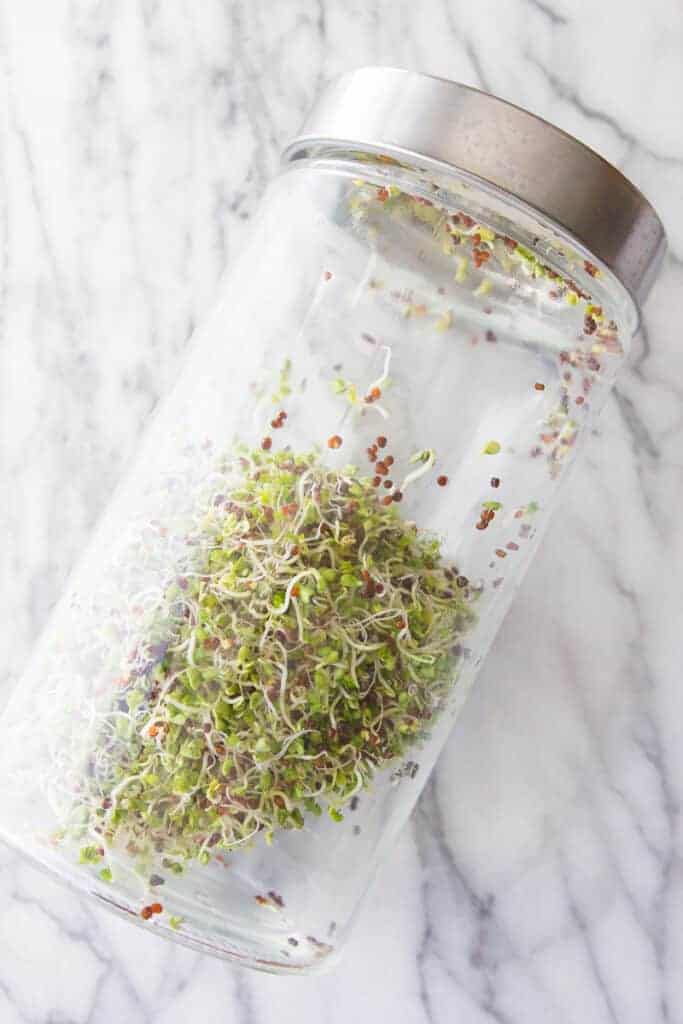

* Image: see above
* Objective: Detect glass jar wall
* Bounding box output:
[0,147,639,972]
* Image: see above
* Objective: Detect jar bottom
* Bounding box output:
[0,825,341,974]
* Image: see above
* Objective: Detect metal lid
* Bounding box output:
[284,67,666,308]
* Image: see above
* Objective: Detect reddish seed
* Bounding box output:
[504,236,517,250]
[381,495,393,506]
[148,725,159,738]
[506,542,519,551]
[383,480,393,489]
[476,521,488,531]
[372,476,381,487]
[576,395,585,405]
[376,436,387,448]
[437,475,448,487]
[385,455,394,466]
[140,906,153,920]
[291,585,300,598]
[366,386,381,402]
[396,617,407,629]
[375,583,385,594]
[534,382,545,391]
[150,902,163,915]
[392,490,403,502]
[367,448,377,462]
[376,461,388,476]
[324,270,332,281]
[327,435,343,449]
[261,436,272,451]
[495,549,507,558]
[490,477,500,488]
[377,186,389,202]
[472,233,481,246]
[584,260,599,277]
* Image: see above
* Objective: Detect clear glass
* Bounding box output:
[0,150,637,973]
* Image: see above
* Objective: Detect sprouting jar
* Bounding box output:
[0,68,665,973]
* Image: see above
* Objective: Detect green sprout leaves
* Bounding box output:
[71,448,476,870]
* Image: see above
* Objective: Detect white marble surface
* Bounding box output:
[1,1,682,1020]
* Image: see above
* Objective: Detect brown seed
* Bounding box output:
[490,477,500,488]
[506,542,519,551]
[324,270,332,281]
[392,490,403,502]
[372,476,381,487]
[437,475,448,487]
[375,461,388,476]
[383,479,393,489]
[377,186,389,202]
[150,902,163,915]
[385,455,394,466]
[140,906,153,920]
[495,549,507,558]
[381,495,393,506]
[261,436,272,451]
[376,436,387,448]
[327,435,343,449]
[367,447,377,462]
[534,382,545,391]
[485,330,497,343]
[456,576,469,588]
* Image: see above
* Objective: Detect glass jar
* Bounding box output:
[0,69,665,973]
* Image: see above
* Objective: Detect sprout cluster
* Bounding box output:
[73,448,476,867]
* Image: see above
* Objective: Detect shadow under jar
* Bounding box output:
[0,69,666,973]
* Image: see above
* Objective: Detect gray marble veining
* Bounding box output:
[0,1,682,1021]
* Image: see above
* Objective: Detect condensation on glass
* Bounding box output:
[0,70,665,972]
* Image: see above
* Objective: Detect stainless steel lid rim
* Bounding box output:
[283,67,666,308]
